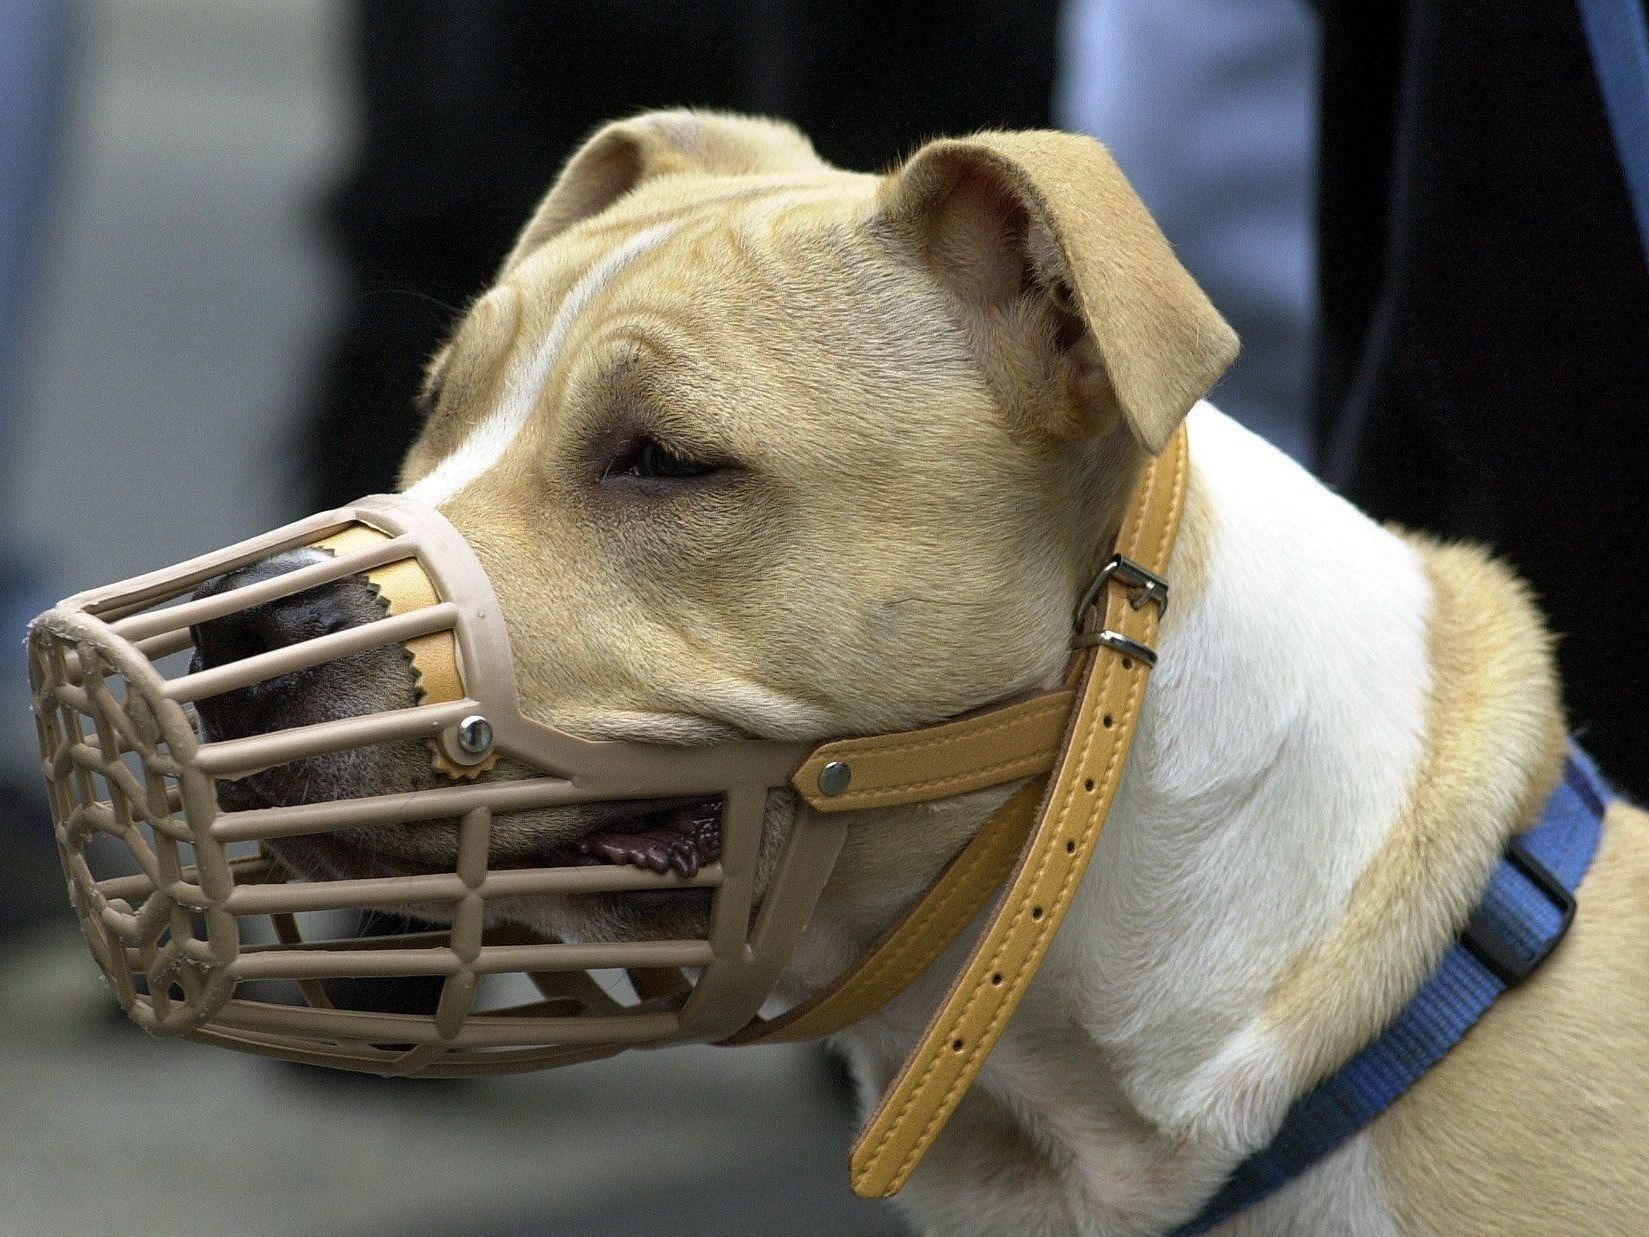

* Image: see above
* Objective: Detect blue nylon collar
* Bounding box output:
[1173,749,1610,1235]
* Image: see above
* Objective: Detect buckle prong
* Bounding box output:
[1074,555,1170,629]
[1071,628,1159,667]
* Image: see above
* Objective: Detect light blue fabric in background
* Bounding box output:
[0,0,69,644]
[0,0,69,411]
[1058,0,1320,462]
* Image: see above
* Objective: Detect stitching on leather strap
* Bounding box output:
[797,695,1070,807]
[869,657,1144,1188]
[848,427,1184,1196]
[855,570,1139,1185]
[805,751,1057,808]
[820,695,1068,759]
[801,695,1067,773]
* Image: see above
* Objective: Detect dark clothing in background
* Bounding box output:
[303,0,1058,506]
[1316,1,1649,797]
[300,0,1057,1022]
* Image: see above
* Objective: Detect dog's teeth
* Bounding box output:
[669,846,698,878]
[592,842,633,865]
[576,801,721,873]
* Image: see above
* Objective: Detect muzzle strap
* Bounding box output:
[847,425,1189,1198]
[720,776,1045,1045]
[789,690,1073,812]
[715,428,1188,1189]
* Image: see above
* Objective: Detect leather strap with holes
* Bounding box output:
[844,425,1187,1197]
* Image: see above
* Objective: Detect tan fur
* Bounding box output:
[1374,798,1649,1233]
[1247,536,1649,1232]
[880,132,1239,452]
[808,416,1218,956]
[369,109,1237,950]
[504,111,828,267]
[400,111,1230,771]
[1263,538,1568,1088]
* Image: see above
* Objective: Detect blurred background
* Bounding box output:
[1,2,1643,1234]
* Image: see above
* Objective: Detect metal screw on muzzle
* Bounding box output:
[456,714,493,756]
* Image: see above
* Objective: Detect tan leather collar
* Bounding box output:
[730,426,1189,1197]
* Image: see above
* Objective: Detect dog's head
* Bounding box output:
[196,111,1235,942]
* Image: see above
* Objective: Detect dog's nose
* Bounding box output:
[191,553,352,672]
[188,551,392,745]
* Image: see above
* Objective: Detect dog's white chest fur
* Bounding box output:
[829,405,1430,1235]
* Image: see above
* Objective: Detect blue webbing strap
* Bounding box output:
[1579,0,1649,261]
[1173,750,1610,1235]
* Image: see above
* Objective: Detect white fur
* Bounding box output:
[824,405,1434,1233]
[404,221,679,508]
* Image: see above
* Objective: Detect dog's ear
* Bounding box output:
[505,110,822,269]
[880,132,1237,452]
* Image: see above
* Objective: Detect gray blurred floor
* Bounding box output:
[3,4,905,1233]
[2,931,902,1236]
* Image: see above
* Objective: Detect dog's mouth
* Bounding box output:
[233,770,727,885]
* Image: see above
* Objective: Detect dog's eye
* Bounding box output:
[603,435,726,483]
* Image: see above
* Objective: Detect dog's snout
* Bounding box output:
[191,553,358,671]
[187,549,409,752]
[184,549,424,808]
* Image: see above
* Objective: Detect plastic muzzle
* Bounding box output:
[27,494,838,1078]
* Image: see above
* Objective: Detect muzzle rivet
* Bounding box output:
[456,714,494,757]
[818,760,852,796]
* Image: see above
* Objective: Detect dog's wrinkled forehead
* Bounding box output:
[401,107,1238,514]
[403,218,680,509]
[399,171,900,513]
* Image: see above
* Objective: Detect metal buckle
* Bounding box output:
[1072,628,1160,667]
[1460,837,1577,987]
[1072,556,1169,664]
[1074,554,1170,629]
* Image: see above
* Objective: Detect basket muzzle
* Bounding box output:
[27,493,837,1078]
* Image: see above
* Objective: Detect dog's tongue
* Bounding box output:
[576,802,722,878]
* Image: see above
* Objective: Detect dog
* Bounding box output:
[193,111,1649,1234]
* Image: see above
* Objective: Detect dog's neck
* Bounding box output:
[807,404,1565,1234]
